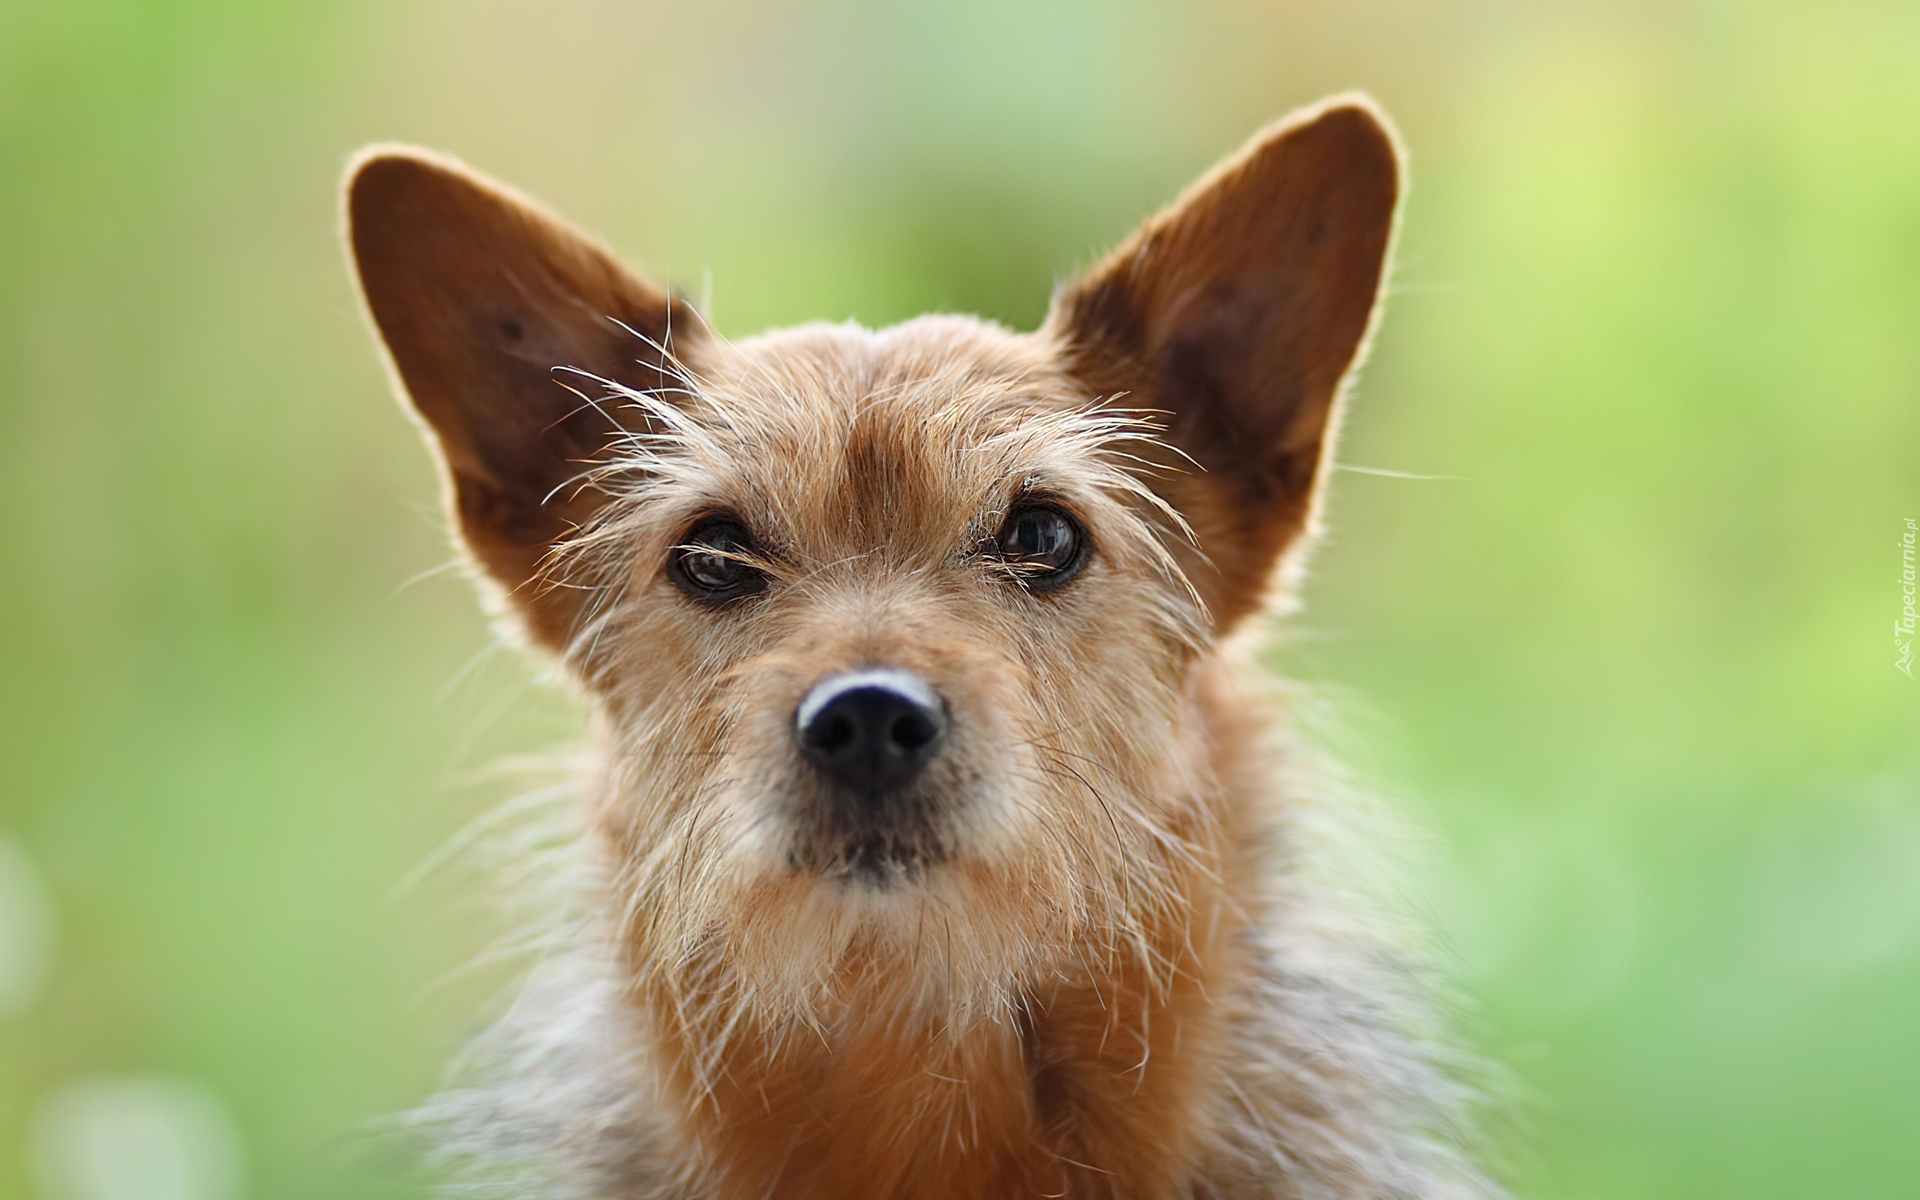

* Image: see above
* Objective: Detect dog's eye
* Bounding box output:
[669,518,768,604]
[994,504,1086,591]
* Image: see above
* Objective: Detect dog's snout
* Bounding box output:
[796,669,948,796]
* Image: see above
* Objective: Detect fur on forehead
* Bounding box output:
[556,313,1207,643]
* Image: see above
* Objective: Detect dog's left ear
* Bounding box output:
[1045,96,1401,631]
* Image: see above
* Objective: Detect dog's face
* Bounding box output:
[345,99,1398,1021]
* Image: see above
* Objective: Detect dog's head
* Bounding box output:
[345,98,1399,1023]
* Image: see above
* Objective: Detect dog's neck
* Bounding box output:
[635,882,1244,1199]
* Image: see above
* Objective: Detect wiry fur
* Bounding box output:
[346,95,1505,1199]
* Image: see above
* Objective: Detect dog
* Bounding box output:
[344,93,1498,1200]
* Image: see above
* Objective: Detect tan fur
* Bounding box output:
[345,95,1500,1199]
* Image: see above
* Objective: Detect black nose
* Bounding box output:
[796,669,948,796]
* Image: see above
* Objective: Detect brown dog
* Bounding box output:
[345,94,1497,1200]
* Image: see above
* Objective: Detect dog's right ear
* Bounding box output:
[344,146,698,650]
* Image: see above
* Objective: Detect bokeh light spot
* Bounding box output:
[30,1077,247,1200]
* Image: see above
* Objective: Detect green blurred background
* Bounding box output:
[2,1,1916,1197]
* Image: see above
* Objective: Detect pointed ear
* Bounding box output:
[1045,96,1401,631]
[343,146,700,650]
